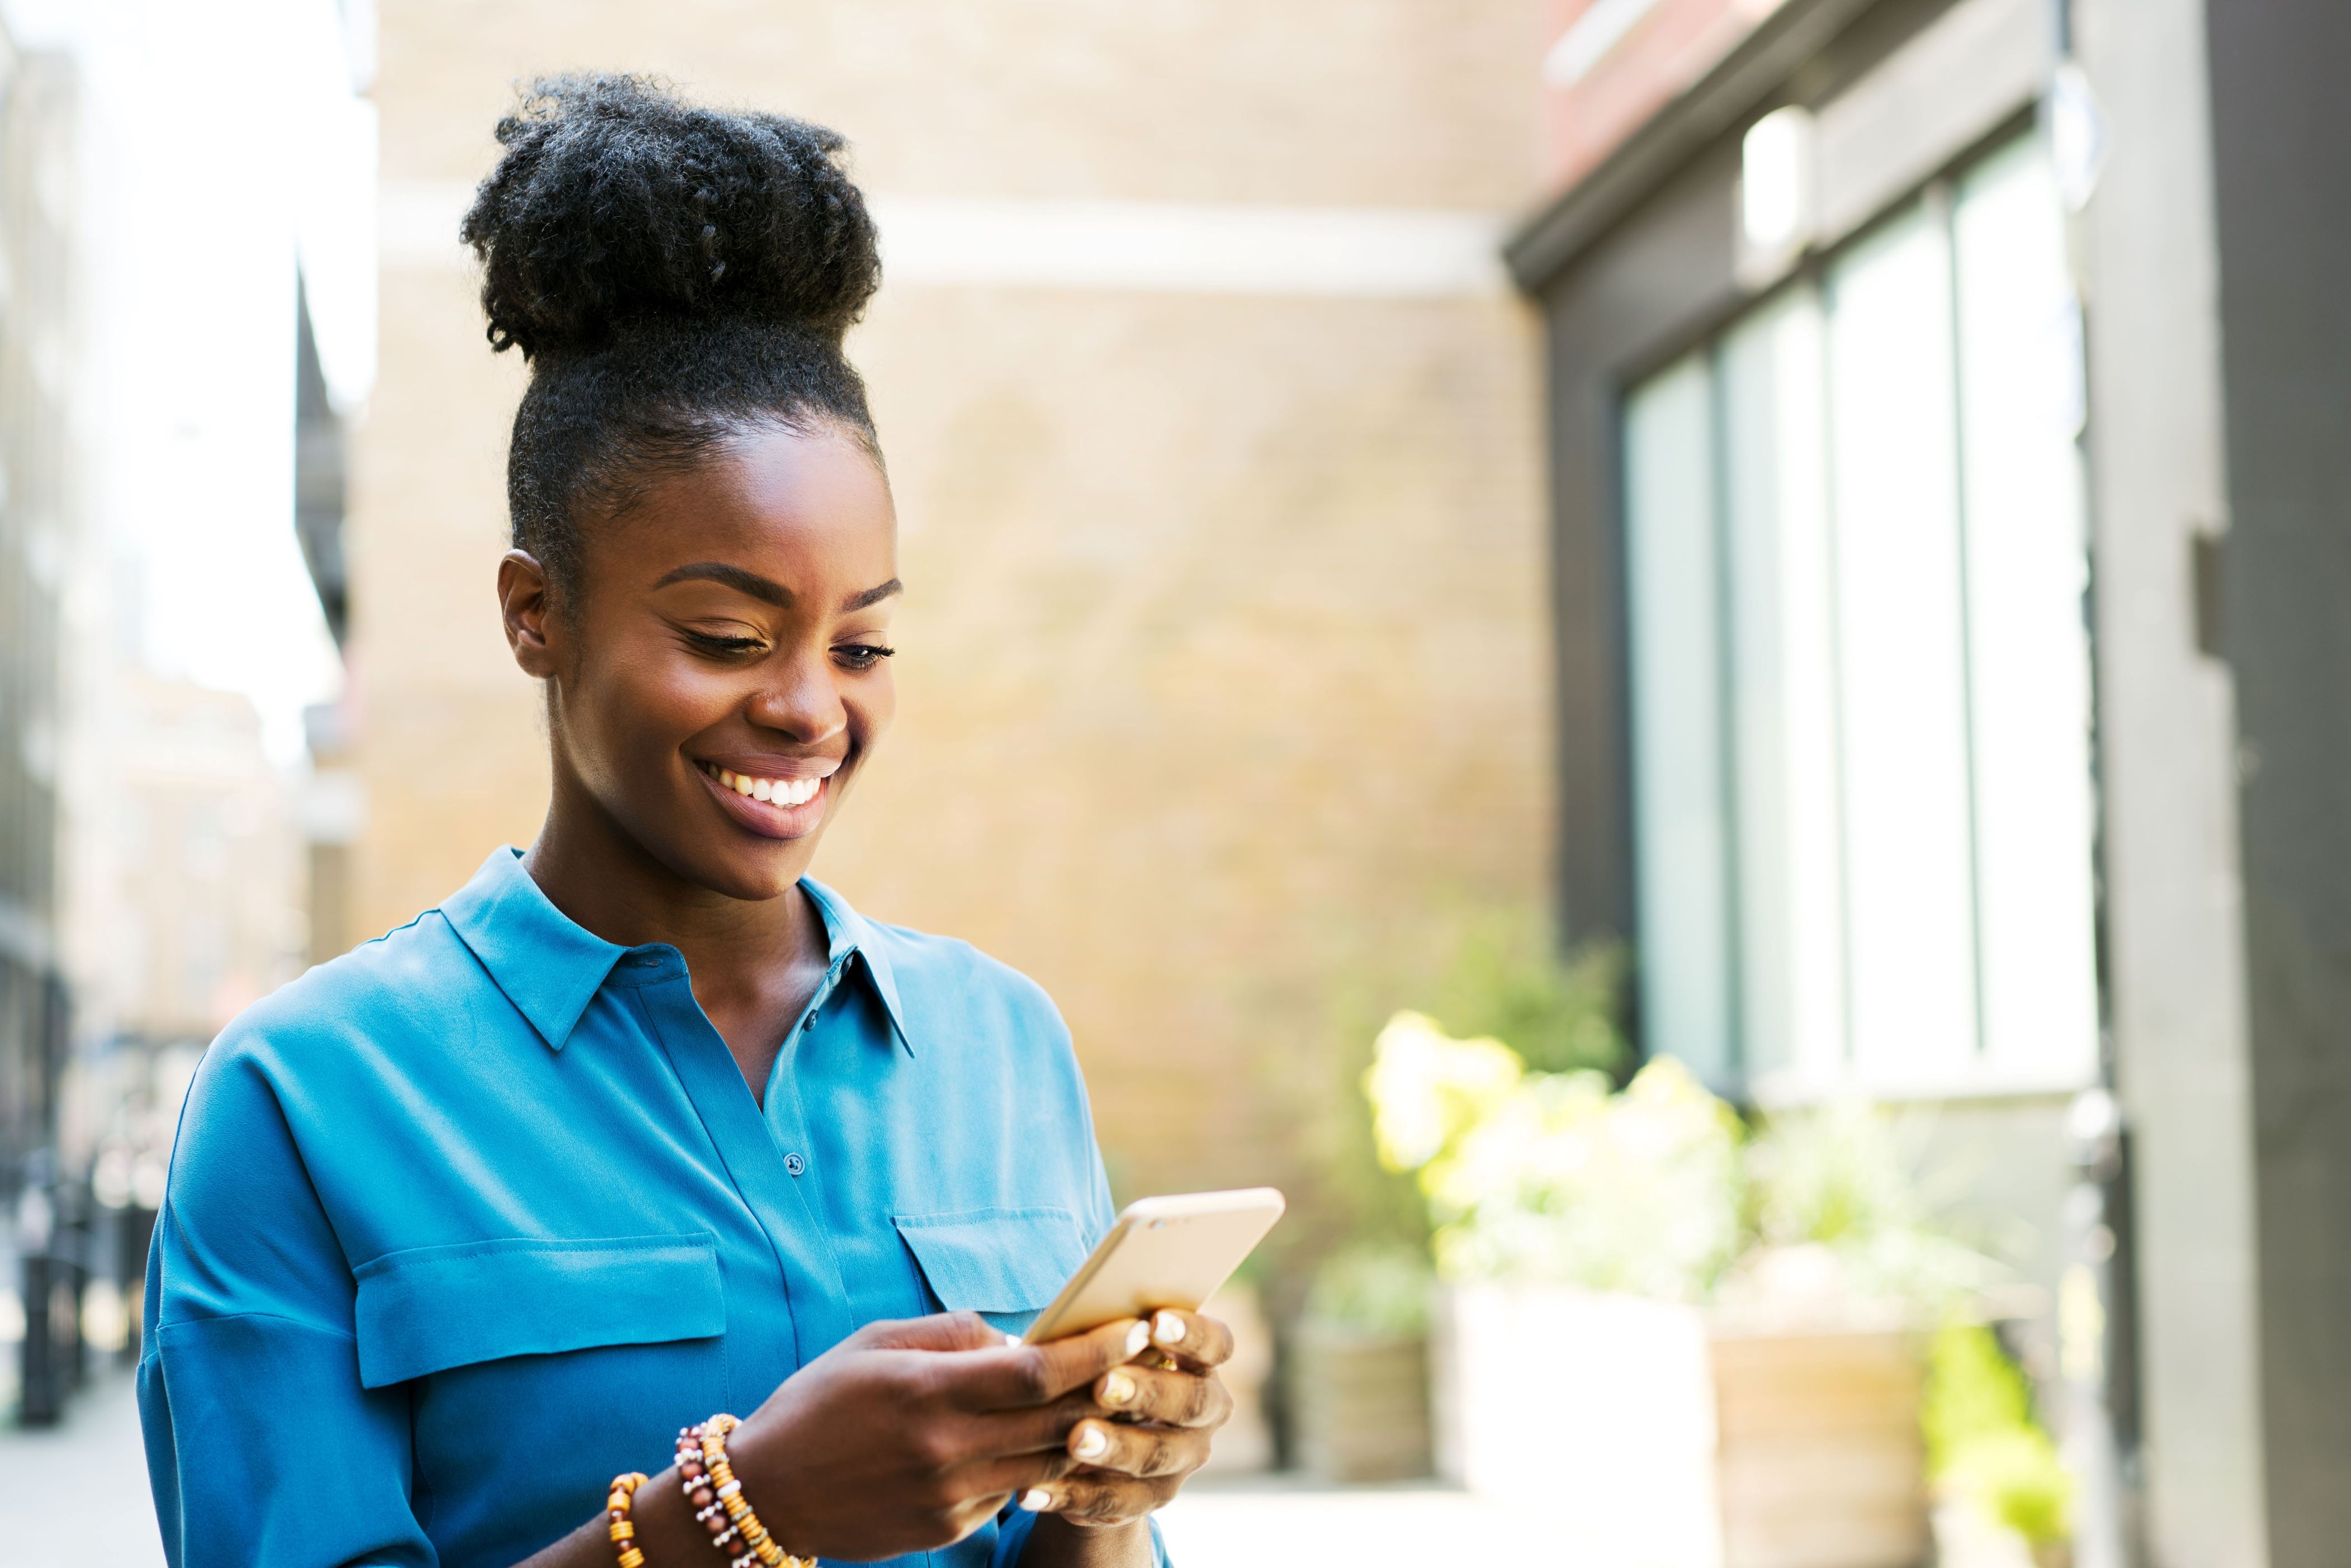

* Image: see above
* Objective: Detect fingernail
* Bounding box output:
[1153,1311,1185,1346]
[1100,1369,1136,1406]
[1072,1423,1109,1460]
[1124,1321,1151,1357]
[1019,1488,1054,1513]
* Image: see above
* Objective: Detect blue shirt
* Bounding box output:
[140,847,1160,1568]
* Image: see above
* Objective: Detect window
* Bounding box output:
[1621,134,2098,1100]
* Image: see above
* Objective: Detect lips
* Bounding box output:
[701,762,823,806]
[694,759,834,837]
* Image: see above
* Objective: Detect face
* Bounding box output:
[499,424,900,903]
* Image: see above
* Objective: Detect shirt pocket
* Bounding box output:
[893,1206,1089,1337]
[354,1233,730,1556]
[353,1231,725,1387]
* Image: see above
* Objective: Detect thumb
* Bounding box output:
[858,1310,1011,1353]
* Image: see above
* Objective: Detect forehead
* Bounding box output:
[614,423,896,582]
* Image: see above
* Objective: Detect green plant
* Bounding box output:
[1923,1324,2074,1546]
[1739,1101,2002,1314]
[1426,913,1626,1078]
[1364,1013,1744,1300]
[1303,1241,1434,1336]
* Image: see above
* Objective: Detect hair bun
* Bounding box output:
[461,74,882,359]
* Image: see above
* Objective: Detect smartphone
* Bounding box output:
[1022,1188,1286,1344]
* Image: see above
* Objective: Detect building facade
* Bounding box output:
[1508,0,2350,1563]
[0,30,78,1424]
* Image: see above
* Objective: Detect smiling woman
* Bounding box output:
[135,75,1226,1568]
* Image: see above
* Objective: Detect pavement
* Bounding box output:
[5,1372,1553,1567]
[2,1368,167,1568]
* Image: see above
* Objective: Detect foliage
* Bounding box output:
[1424,914,1627,1078]
[1736,1100,2003,1315]
[1365,1014,1743,1301]
[1364,1011,1524,1174]
[1923,1324,2074,1545]
[1303,1241,1434,1337]
[1362,1011,2005,1320]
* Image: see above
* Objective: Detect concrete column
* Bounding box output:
[2073,0,2267,1563]
[2199,6,2351,1565]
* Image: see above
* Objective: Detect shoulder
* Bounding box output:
[207,908,487,1071]
[865,917,1061,1024]
[841,908,1082,1078]
[185,908,508,1148]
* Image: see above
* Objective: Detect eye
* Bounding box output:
[833,642,896,671]
[683,630,767,659]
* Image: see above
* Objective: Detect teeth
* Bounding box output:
[704,763,822,808]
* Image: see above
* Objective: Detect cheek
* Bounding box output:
[572,645,738,769]
[849,670,897,745]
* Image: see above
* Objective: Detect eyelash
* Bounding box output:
[683,631,895,670]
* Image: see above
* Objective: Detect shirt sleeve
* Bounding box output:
[138,1034,435,1568]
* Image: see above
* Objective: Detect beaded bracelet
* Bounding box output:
[606,1471,650,1568]
[676,1414,815,1568]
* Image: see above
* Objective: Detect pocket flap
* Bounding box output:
[893,1207,1087,1330]
[353,1233,722,1388]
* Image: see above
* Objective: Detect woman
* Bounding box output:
[138,75,1231,1568]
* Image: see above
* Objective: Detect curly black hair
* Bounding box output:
[460,74,884,601]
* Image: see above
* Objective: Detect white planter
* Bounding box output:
[1434,1283,1722,1567]
[1432,1284,1930,1568]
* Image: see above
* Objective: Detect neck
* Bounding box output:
[522,761,821,1005]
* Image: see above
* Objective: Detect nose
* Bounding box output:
[746,643,848,745]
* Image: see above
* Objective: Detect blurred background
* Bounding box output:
[1,1,2346,1567]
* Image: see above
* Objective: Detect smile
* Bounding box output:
[698,761,826,808]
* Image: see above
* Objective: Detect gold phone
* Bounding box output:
[1022,1188,1286,1344]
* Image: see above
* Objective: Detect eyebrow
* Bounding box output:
[652,562,902,614]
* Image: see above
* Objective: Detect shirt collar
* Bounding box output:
[800,877,914,1057]
[440,849,912,1056]
[439,849,627,1051]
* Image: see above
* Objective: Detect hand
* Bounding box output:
[721,1310,1151,1562]
[1020,1307,1236,1529]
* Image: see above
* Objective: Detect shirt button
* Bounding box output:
[783,1153,807,1177]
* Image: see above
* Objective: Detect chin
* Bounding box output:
[697,844,818,903]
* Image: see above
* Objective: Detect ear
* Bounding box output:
[498,550,560,678]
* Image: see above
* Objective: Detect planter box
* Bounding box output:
[1288,1322,1434,1483]
[1433,1285,1929,1568]
[1711,1326,1930,1568]
[1198,1282,1275,1475]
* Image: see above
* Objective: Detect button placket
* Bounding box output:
[631,969,855,1365]
[765,960,852,1197]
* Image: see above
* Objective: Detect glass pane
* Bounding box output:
[1824,205,1981,1083]
[1623,354,1735,1085]
[1720,288,1846,1087]
[1953,139,2101,1084]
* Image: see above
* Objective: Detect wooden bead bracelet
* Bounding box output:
[606,1471,650,1568]
[675,1414,814,1568]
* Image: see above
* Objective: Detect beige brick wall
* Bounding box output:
[354,1,1553,1209]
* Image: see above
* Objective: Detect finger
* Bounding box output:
[856,1310,1008,1354]
[954,1317,1151,1411]
[1145,1308,1235,1369]
[1016,1471,1179,1527]
[963,1387,1106,1458]
[1093,1363,1232,1429]
[953,1445,1082,1502]
[1066,1417,1212,1481]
